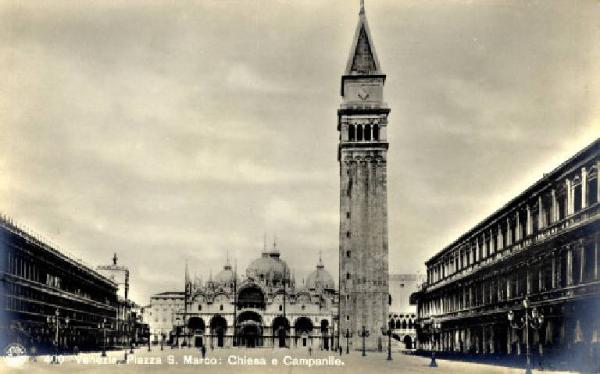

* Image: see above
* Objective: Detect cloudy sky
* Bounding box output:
[1,0,599,304]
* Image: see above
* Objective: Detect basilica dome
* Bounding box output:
[246,247,290,285]
[306,257,335,290]
[214,262,237,287]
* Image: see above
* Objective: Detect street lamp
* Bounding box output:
[174,318,181,348]
[426,319,441,368]
[182,317,188,348]
[381,320,393,361]
[129,313,135,354]
[358,326,370,357]
[129,328,135,355]
[507,298,544,374]
[343,328,353,354]
[46,309,69,364]
[98,318,108,357]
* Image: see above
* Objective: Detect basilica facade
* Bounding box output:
[170,245,338,349]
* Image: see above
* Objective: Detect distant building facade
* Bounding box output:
[338,1,390,351]
[142,291,184,344]
[411,139,600,370]
[388,273,425,349]
[0,215,119,353]
[97,253,135,347]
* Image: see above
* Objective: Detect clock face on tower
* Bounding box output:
[357,87,370,101]
[344,80,383,104]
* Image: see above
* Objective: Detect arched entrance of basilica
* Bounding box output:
[188,317,205,347]
[294,317,313,347]
[321,320,330,350]
[236,311,263,348]
[272,316,290,348]
[210,315,227,348]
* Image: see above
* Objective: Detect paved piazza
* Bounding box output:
[3,348,575,374]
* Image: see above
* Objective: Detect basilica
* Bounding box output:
[157,243,338,349]
[142,0,391,351]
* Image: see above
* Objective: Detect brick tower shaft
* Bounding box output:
[338,0,390,351]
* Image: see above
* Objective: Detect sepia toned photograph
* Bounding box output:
[1,0,599,373]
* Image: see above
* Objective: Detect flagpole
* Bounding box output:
[233,258,237,347]
[183,259,189,347]
[283,266,287,348]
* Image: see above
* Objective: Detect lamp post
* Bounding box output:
[147,330,151,352]
[129,313,135,354]
[174,318,181,348]
[98,318,108,357]
[129,315,134,355]
[381,320,393,361]
[46,309,69,364]
[358,326,370,357]
[182,314,188,348]
[507,298,544,374]
[343,328,353,354]
[426,319,441,368]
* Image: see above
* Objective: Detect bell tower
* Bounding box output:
[338,0,390,351]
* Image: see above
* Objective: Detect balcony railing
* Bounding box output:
[0,212,116,286]
[422,202,599,292]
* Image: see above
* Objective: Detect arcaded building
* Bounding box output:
[170,245,338,349]
[0,215,119,352]
[411,139,600,368]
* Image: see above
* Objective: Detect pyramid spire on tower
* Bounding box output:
[344,0,382,76]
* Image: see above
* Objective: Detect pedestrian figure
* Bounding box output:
[201,345,206,359]
[308,346,312,356]
[339,346,342,356]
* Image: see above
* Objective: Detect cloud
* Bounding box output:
[1,0,598,304]
[226,64,287,93]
